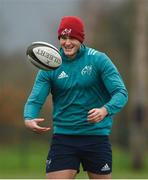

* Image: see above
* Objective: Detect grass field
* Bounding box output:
[0,142,148,179]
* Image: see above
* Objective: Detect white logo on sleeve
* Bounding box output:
[101,163,110,171]
[58,71,68,79]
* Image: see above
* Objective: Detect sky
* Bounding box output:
[0,0,81,54]
[0,0,126,54]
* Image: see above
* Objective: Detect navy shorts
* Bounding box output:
[46,134,112,175]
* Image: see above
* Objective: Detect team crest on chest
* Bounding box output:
[81,65,92,76]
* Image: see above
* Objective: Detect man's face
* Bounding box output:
[59,36,81,59]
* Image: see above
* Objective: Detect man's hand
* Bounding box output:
[87,107,108,123]
[24,118,51,133]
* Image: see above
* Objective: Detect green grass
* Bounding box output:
[0,142,148,179]
[112,147,148,179]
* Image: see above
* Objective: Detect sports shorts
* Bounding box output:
[46,134,112,175]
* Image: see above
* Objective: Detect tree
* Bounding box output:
[129,0,148,169]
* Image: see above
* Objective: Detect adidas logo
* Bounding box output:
[101,163,110,171]
[46,159,52,165]
[58,71,68,79]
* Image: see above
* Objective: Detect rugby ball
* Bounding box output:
[26,41,62,70]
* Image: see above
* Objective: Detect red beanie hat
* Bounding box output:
[58,16,85,43]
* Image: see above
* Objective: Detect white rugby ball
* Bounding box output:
[26,41,62,70]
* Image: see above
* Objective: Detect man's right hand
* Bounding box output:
[24,118,51,133]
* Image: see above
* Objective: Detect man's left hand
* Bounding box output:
[87,107,108,123]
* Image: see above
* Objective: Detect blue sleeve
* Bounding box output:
[100,54,128,116]
[24,70,51,120]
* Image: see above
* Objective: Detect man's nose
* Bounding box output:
[65,38,71,44]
